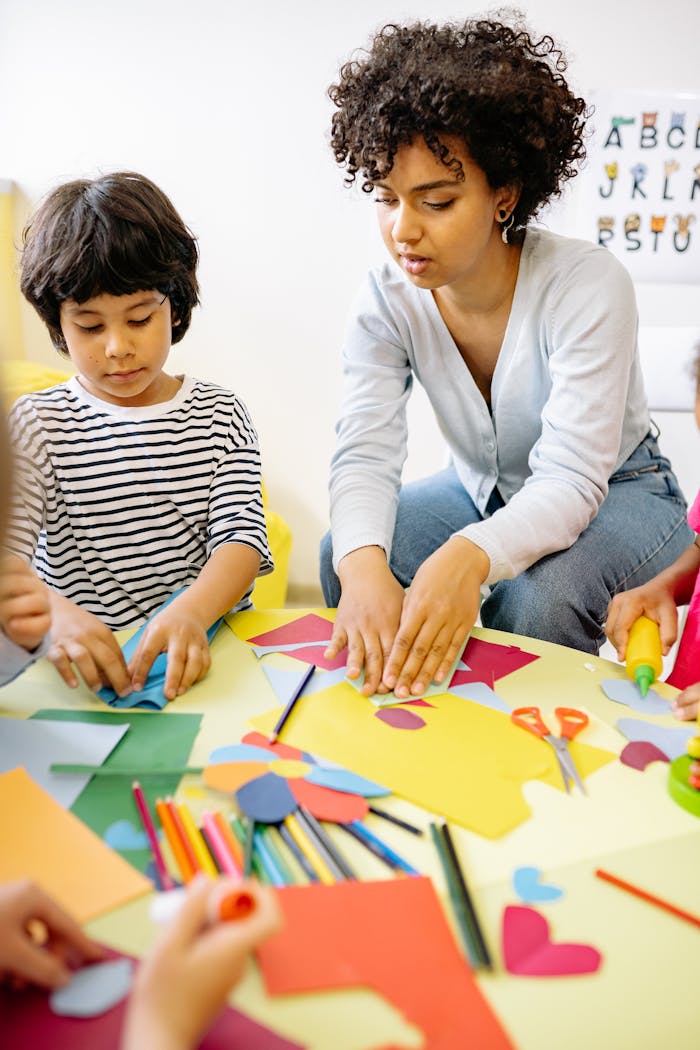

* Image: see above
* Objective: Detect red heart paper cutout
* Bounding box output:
[502,905,602,976]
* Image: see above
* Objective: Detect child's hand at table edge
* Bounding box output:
[121,876,282,1050]
[47,591,132,697]
[671,682,700,721]
[0,879,105,990]
[0,554,51,651]
[383,535,488,699]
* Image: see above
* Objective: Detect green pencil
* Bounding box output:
[429,821,489,969]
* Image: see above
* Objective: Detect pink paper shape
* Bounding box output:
[375,708,426,730]
[274,643,347,671]
[620,740,671,771]
[248,613,335,647]
[450,638,539,687]
[502,905,602,976]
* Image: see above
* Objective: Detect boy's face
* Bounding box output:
[59,290,178,407]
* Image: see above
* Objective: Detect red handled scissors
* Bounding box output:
[511,706,589,796]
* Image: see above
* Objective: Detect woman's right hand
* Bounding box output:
[47,592,132,697]
[324,546,405,696]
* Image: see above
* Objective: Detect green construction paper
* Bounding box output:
[30,710,202,874]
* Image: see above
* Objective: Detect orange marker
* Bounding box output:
[150,883,258,925]
[156,797,196,884]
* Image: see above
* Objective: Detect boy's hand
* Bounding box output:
[128,606,211,701]
[122,876,281,1050]
[0,555,51,651]
[671,682,700,722]
[47,592,131,697]
[0,880,105,990]
[605,582,679,661]
[326,547,405,696]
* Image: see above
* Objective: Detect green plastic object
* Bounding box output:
[634,664,655,697]
[667,755,700,818]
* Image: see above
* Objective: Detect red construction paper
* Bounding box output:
[257,878,514,1050]
[275,644,348,671]
[450,638,539,687]
[289,777,368,822]
[0,948,305,1050]
[501,905,602,976]
[248,613,335,647]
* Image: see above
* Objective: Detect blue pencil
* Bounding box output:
[253,828,287,886]
[347,820,420,876]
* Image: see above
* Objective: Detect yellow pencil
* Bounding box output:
[177,802,218,878]
[284,813,335,885]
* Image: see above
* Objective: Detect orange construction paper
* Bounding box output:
[257,877,515,1050]
[0,768,151,922]
[203,760,269,794]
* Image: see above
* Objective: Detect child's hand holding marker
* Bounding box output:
[122,876,282,1050]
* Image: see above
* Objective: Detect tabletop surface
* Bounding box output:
[1,608,698,1050]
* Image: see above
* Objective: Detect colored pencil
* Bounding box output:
[269,663,316,743]
[368,805,423,837]
[212,811,245,870]
[595,868,700,930]
[439,821,492,969]
[230,816,270,884]
[253,828,287,886]
[284,813,335,885]
[243,817,256,878]
[165,797,201,876]
[260,825,297,884]
[338,822,403,874]
[298,807,356,880]
[348,820,420,876]
[156,797,195,883]
[200,825,223,873]
[177,802,218,878]
[201,811,240,877]
[276,821,319,882]
[131,781,175,891]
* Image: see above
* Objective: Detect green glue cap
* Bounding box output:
[635,664,654,697]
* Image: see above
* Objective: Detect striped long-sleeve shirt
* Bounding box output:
[6,376,273,629]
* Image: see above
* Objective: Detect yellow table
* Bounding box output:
[1,613,697,1050]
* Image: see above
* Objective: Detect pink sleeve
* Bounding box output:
[687,490,700,534]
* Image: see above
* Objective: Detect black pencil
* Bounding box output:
[440,820,492,969]
[368,804,423,836]
[269,663,316,743]
[298,806,357,880]
[276,820,319,883]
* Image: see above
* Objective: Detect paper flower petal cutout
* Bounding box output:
[204,760,269,794]
[210,743,276,764]
[237,772,299,823]
[502,905,601,976]
[305,765,390,797]
[290,778,369,822]
[243,731,311,762]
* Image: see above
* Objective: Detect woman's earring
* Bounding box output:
[500,213,515,244]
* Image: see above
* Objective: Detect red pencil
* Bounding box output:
[595,868,700,930]
[132,781,175,891]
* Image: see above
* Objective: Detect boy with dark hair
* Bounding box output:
[8,171,272,701]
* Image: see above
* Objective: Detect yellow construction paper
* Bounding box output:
[249,682,615,839]
[0,767,151,922]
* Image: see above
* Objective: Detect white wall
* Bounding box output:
[1,0,699,592]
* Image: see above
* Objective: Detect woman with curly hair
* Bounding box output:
[320,16,692,699]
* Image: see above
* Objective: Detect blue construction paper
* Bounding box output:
[236,771,297,822]
[50,958,134,1017]
[97,590,225,709]
[305,765,390,797]
[616,717,693,760]
[513,866,564,904]
[448,681,511,714]
[0,718,128,809]
[261,663,347,701]
[600,679,671,715]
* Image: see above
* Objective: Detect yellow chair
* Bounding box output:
[1,359,292,608]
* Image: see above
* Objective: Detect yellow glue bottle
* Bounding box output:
[626,615,663,697]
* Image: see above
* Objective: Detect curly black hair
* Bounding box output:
[328,16,588,230]
[20,171,199,355]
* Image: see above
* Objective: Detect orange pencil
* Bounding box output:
[212,811,245,871]
[156,797,195,884]
[165,796,201,877]
[595,868,700,930]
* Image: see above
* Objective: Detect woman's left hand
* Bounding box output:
[382,535,489,698]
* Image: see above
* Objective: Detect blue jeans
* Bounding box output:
[319,432,693,654]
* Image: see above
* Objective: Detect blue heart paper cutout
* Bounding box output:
[103,818,151,851]
[513,866,564,904]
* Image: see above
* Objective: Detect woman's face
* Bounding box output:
[372,136,517,293]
